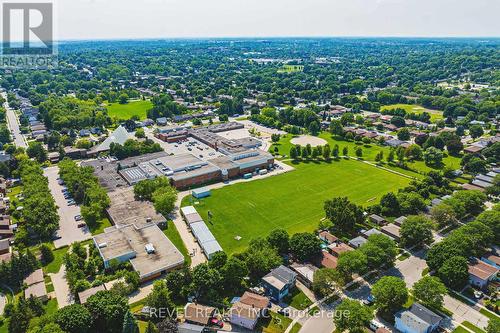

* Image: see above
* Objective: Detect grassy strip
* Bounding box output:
[462,321,486,333]
[479,308,500,321]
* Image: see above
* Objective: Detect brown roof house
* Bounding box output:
[468,259,498,290]
[381,223,401,242]
[24,268,48,301]
[184,303,217,326]
[229,292,270,330]
[327,242,354,257]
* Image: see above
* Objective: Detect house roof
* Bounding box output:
[93,126,132,153]
[482,254,500,266]
[318,230,338,244]
[349,236,368,248]
[381,223,401,238]
[78,285,106,304]
[239,292,269,309]
[408,303,443,326]
[24,282,47,299]
[394,216,407,226]
[370,214,386,222]
[230,301,261,320]
[468,259,498,280]
[24,268,44,286]
[184,303,216,325]
[0,238,9,251]
[262,265,297,291]
[328,242,354,256]
[317,250,338,269]
[362,228,383,238]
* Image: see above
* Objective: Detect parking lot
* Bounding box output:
[145,128,225,161]
[44,166,92,248]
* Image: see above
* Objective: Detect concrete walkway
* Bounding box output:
[50,264,74,308]
[0,293,6,315]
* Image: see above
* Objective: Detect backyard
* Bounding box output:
[182,158,411,254]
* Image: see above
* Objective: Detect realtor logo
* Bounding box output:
[0,1,57,67]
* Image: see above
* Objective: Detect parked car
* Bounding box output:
[209,318,223,328]
[77,222,86,228]
[67,200,76,205]
[362,295,375,306]
[58,179,64,185]
[278,307,290,317]
[74,215,82,221]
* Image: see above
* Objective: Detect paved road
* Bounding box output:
[50,264,74,308]
[2,92,27,148]
[44,166,92,248]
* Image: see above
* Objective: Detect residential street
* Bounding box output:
[44,166,92,248]
[2,92,27,148]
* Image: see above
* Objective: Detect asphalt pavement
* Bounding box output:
[2,92,27,148]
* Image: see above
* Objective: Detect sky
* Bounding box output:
[52,0,499,39]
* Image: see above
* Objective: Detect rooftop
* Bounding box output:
[468,259,498,280]
[24,268,44,286]
[93,224,184,280]
[106,187,166,228]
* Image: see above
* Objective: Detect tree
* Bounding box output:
[85,290,129,333]
[122,310,139,333]
[145,321,158,333]
[289,146,298,160]
[486,318,500,333]
[359,234,398,269]
[40,244,54,264]
[405,144,423,160]
[190,263,222,303]
[337,250,368,277]
[355,147,363,158]
[391,116,406,128]
[312,268,344,297]
[400,215,434,248]
[438,256,469,290]
[387,149,395,163]
[397,128,410,141]
[423,147,443,167]
[221,256,248,292]
[463,157,487,175]
[332,144,339,158]
[446,139,463,156]
[329,120,344,136]
[244,238,282,279]
[380,192,400,216]
[209,251,227,270]
[119,93,129,104]
[267,229,290,254]
[371,276,408,315]
[55,304,93,333]
[152,187,177,216]
[135,128,145,138]
[271,134,280,143]
[323,144,331,160]
[308,121,320,135]
[412,276,447,310]
[157,319,178,333]
[342,146,348,156]
[469,125,484,139]
[475,210,500,243]
[26,142,48,163]
[430,203,458,228]
[334,299,373,333]
[145,280,176,322]
[397,192,426,215]
[324,197,364,233]
[301,146,309,159]
[290,233,322,262]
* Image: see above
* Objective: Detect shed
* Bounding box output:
[192,187,211,199]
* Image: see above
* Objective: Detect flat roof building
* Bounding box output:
[93,224,184,281]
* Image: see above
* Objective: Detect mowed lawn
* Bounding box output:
[106,100,153,120]
[185,159,411,254]
[381,104,444,122]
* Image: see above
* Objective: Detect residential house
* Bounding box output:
[468,259,498,290]
[184,303,216,326]
[395,303,443,333]
[327,242,354,257]
[481,253,500,269]
[381,224,401,242]
[261,265,297,302]
[290,263,318,288]
[394,216,407,227]
[349,236,367,249]
[361,228,383,239]
[24,268,48,301]
[369,214,386,225]
[229,292,269,330]
[316,250,338,269]
[318,230,338,244]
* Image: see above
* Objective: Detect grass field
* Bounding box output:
[381,104,444,123]
[272,132,461,176]
[462,321,486,333]
[256,312,301,333]
[89,217,113,235]
[106,100,152,120]
[182,158,411,254]
[43,245,69,274]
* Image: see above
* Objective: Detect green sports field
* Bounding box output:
[381,104,444,123]
[183,159,411,254]
[106,100,153,120]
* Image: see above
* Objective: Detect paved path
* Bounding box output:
[0,293,6,315]
[2,91,27,148]
[50,264,74,308]
[44,166,92,248]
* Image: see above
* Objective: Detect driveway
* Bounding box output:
[2,92,27,148]
[386,249,428,288]
[44,166,92,248]
[443,295,489,329]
